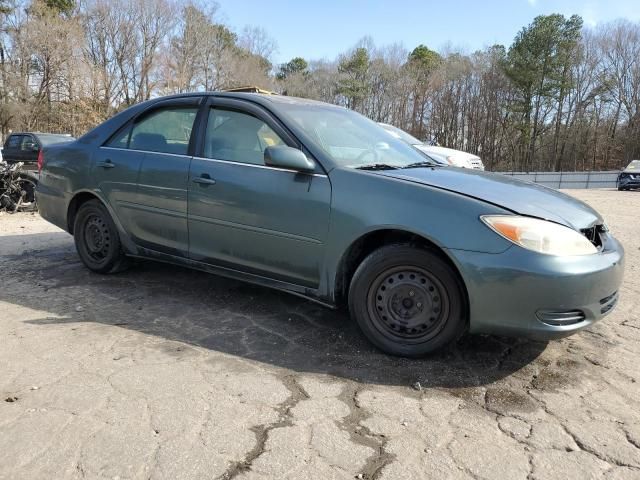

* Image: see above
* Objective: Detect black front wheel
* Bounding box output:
[348,245,467,357]
[73,200,129,274]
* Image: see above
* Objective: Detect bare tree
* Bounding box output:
[0,3,638,172]
[238,25,277,63]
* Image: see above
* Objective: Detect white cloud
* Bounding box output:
[527,0,537,6]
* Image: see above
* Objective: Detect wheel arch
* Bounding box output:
[334,228,469,316]
[66,189,138,256]
[66,191,103,234]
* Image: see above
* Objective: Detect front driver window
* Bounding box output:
[204,109,284,165]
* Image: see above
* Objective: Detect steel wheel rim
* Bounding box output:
[366,266,450,343]
[83,214,111,263]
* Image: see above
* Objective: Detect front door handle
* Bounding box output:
[193,174,216,186]
[97,159,115,169]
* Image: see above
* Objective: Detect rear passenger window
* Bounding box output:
[108,107,197,155]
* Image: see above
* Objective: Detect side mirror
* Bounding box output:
[264,146,315,173]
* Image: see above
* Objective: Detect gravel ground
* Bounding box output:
[0,189,639,480]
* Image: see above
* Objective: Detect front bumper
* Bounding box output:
[618,176,640,189]
[447,233,625,340]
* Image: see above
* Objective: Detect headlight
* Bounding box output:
[481,215,598,256]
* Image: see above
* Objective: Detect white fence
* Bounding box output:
[498,171,620,189]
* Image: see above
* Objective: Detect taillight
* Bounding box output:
[37,149,44,173]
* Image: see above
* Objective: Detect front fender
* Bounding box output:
[319,168,512,300]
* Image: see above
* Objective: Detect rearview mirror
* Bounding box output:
[264,146,315,173]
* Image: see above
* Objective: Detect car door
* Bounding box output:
[95,124,147,242]
[97,99,200,257]
[21,135,40,163]
[188,98,331,288]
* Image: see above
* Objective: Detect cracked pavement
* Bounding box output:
[1,189,639,480]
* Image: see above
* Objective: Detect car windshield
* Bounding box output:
[624,160,640,171]
[38,134,75,146]
[278,104,435,169]
[379,123,423,145]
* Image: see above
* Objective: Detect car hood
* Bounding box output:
[375,167,603,229]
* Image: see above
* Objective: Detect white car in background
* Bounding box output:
[379,123,485,170]
[419,145,484,170]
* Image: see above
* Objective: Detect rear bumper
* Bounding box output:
[447,233,625,340]
[35,181,69,232]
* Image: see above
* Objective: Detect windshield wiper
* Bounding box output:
[402,161,443,169]
[355,163,400,171]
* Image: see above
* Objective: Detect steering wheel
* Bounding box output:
[354,148,380,165]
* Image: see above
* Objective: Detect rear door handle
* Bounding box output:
[97,159,115,169]
[193,174,216,186]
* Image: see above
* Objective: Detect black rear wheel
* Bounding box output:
[73,199,129,274]
[349,245,466,357]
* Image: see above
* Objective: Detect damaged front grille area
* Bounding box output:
[580,224,606,249]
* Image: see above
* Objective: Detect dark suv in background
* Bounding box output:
[3,132,75,171]
[617,160,640,191]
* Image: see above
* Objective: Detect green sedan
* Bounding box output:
[36,92,624,357]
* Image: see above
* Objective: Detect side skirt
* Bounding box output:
[129,247,338,310]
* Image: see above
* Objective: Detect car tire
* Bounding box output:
[73,199,129,274]
[348,244,467,357]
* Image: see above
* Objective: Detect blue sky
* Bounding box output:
[219,0,640,64]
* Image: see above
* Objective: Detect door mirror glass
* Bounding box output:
[264,146,315,172]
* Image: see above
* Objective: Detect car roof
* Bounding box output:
[77,91,347,147]
[144,91,342,110]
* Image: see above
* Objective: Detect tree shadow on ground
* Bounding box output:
[2,234,547,389]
